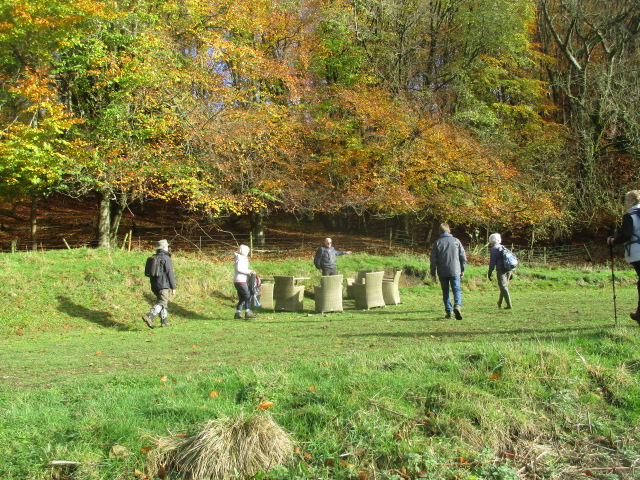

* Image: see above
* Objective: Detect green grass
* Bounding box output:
[1,249,640,479]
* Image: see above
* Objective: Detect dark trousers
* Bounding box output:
[633,261,640,311]
[234,282,251,310]
[321,267,338,276]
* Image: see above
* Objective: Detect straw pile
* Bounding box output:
[147,414,294,480]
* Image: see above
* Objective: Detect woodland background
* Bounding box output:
[1,0,639,250]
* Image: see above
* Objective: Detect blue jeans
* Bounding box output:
[439,276,462,313]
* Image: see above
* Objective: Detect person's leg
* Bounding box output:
[497,271,512,309]
[322,267,338,276]
[439,277,452,315]
[631,262,640,322]
[157,289,171,326]
[234,282,250,318]
[451,276,463,319]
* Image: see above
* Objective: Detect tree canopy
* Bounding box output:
[1,0,639,245]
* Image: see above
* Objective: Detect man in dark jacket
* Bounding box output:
[314,238,352,276]
[430,223,467,319]
[142,239,177,328]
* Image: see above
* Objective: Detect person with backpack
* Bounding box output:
[233,244,258,320]
[430,223,467,319]
[607,190,640,324]
[314,238,352,276]
[142,239,176,328]
[487,233,514,310]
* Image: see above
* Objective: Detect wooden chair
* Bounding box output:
[273,276,305,312]
[314,275,343,313]
[258,282,274,309]
[382,269,402,305]
[353,271,385,310]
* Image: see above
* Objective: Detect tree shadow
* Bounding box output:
[143,293,210,321]
[56,295,134,330]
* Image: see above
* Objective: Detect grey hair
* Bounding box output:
[488,233,502,245]
[625,190,640,209]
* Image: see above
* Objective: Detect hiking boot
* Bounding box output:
[234,312,244,320]
[445,312,452,319]
[160,319,171,327]
[142,314,154,329]
[245,310,257,319]
[453,305,463,320]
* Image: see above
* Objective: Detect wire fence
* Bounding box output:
[1,226,611,266]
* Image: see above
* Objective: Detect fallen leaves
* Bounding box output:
[257,400,275,410]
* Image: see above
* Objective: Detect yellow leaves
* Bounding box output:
[209,391,218,398]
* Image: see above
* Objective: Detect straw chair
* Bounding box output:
[382,269,402,305]
[258,282,274,309]
[314,275,343,313]
[345,270,369,299]
[273,276,305,312]
[353,271,386,310]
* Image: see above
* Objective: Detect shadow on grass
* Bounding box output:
[56,295,134,331]
[143,293,210,321]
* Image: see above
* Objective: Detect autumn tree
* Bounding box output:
[538,0,640,230]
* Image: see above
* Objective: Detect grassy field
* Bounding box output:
[1,248,640,480]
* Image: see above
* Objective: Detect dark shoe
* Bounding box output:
[142,314,154,329]
[160,319,171,327]
[453,305,462,320]
[631,311,640,325]
[497,302,502,309]
[504,306,512,310]
[245,311,257,319]
[445,312,452,319]
[234,312,244,320]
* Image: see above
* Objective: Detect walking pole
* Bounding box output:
[609,243,618,326]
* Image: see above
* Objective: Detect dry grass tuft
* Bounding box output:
[147,414,294,480]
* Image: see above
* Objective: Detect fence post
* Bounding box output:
[389,227,393,250]
[250,232,253,252]
[543,247,547,264]
[11,240,16,253]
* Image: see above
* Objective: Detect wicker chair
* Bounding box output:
[258,282,274,309]
[382,269,402,305]
[273,276,305,312]
[353,271,386,310]
[345,270,370,299]
[314,275,343,313]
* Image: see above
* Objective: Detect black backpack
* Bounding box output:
[144,254,164,277]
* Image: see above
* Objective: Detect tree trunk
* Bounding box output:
[30,197,38,250]
[108,195,127,247]
[250,211,266,247]
[96,189,111,248]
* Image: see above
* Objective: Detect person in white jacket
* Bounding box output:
[233,244,257,320]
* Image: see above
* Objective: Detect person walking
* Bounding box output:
[314,237,352,276]
[430,223,467,319]
[607,190,640,324]
[487,233,513,309]
[142,239,176,328]
[233,244,258,320]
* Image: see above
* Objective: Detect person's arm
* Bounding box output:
[458,241,467,276]
[610,213,634,245]
[488,247,497,278]
[166,257,177,292]
[314,248,323,269]
[429,245,437,278]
